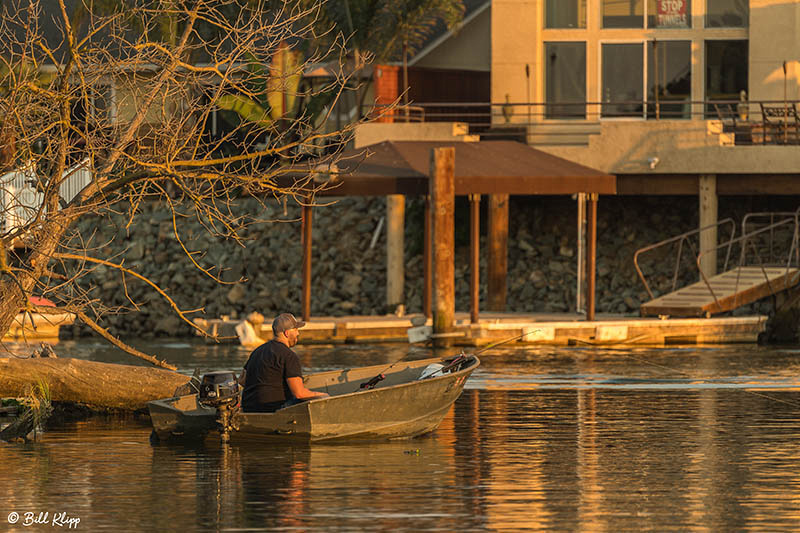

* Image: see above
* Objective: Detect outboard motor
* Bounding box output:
[198,371,240,408]
[198,371,240,443]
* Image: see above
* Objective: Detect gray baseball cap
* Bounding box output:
[272,313,306,335]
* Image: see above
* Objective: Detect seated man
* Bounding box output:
[239,312,328,412]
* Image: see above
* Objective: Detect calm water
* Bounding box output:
[3,341,800,531]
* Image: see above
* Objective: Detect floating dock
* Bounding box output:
[3,312,75,341]
[194,312,767,347]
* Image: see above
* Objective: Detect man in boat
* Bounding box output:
[239,312,328,412]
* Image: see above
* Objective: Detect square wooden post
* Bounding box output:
[430,148,455,345]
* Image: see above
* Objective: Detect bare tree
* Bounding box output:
[0,0,355,368]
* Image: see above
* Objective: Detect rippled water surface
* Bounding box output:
[3,341,800,531]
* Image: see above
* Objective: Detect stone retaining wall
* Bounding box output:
[63,195,800,338]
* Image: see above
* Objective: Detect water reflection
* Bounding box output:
[2,343,800,530]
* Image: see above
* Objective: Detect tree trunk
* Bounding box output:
[0,358,190,411]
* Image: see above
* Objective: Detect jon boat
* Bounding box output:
[148,355,479,443]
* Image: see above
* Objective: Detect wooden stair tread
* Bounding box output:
[641,266,800,317]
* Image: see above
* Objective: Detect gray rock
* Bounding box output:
[227,283,247,304]
[341,273,362,295]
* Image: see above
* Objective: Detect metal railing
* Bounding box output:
[634,210,800,311]
[695,213,800,310]
[634,218,737,301]
[362,99,800,145]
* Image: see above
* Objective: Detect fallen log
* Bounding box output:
[0,357,190,411]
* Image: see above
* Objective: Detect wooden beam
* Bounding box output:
[470,193,480,324]
[487,194,509,312]
[430,148,456,346]
[302,203,313,322]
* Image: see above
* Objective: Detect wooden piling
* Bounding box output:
[302,202,313,321]
[699,174,718,278]
[423,195,432,318]
[430,148,455,346]
[386,195,405,311]
[487,194,509,311]
[470,194,480,324]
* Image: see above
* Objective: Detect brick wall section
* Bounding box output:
[374,65,400,122]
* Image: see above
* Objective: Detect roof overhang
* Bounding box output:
[291,141,616,197]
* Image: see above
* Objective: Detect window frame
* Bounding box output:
[544,0,588,29]
[598,40,647,119]
[647,39,693,119]
[544,41,588,120]
[598,39,693,120]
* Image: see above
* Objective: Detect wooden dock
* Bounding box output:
[641,266,800,317]
[194,312,767,347]
[3,312,75,341]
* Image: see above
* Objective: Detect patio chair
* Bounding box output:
[759,103,798,144]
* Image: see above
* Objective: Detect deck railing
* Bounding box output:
[364,99,800,145]
[0,158,92,238]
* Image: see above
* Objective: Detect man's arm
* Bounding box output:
[238,369,246,386]
[287,377,329,399]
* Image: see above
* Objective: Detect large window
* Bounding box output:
[602,43,644,117]
[706,0,748,27]
[706,40,748,107]
[545,0,586,28]
[545,42,586,119]
[647,41,691,118]
[603,0,643,28]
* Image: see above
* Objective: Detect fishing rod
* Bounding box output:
[359,328,543,389]
[615,350,800,409]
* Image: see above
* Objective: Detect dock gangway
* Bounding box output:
[635,211,800,317]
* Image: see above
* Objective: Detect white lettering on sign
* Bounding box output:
[657,0,687,27]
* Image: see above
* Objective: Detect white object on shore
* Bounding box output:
[235,320,265,347]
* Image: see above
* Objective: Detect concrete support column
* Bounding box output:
[386,195,405,312]
[430,148,455,346]
[487,194,509,312]
[699,174,718,278]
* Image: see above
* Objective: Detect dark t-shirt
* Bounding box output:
[241,340,303,412]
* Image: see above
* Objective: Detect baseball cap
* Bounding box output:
[272,313,306,335]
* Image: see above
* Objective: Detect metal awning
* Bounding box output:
[298,140,616,196]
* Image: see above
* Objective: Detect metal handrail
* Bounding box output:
[696,215,800,311]
[741,209,800,267]
[633,218,736,301]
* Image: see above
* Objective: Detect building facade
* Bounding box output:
[491,0,800,176]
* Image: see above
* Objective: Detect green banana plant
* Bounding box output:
[216,42,315,130]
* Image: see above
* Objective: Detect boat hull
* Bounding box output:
[149,355,479,443]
